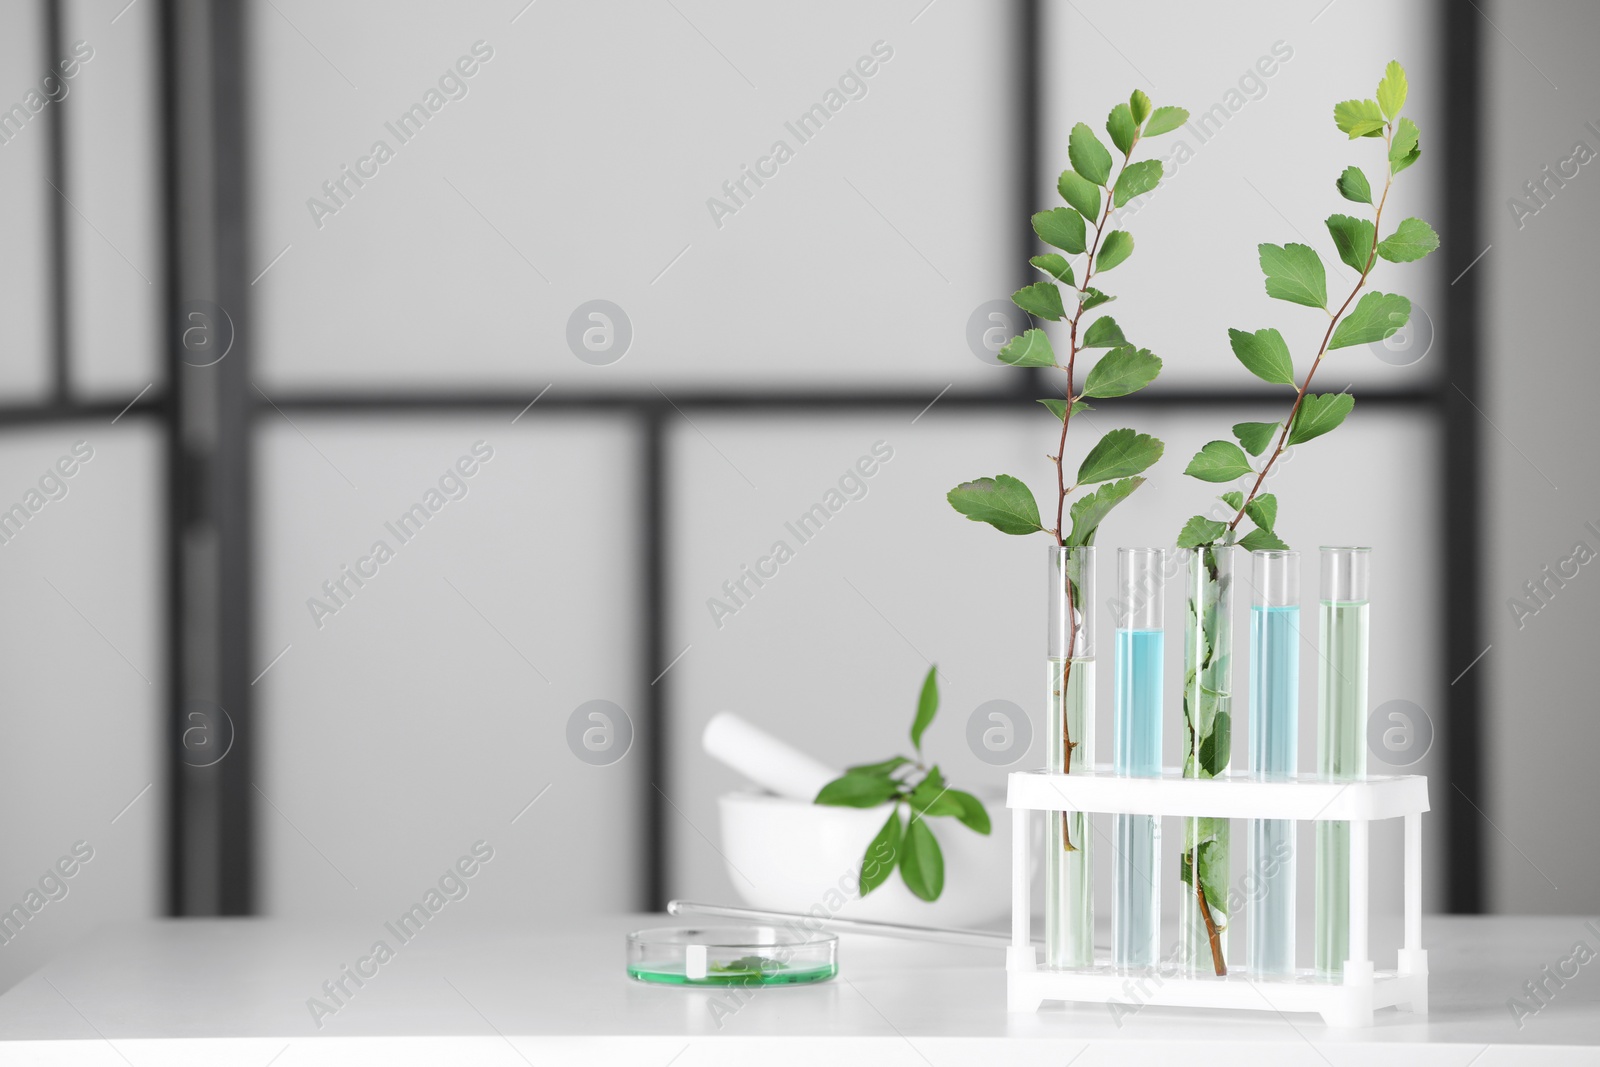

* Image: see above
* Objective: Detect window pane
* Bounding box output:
[0,3,52,403]
[0,424,162,987]
[249,0,1015,391]
[256,417,642,916]
[64,0,161,398]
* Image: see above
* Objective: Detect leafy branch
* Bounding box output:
[945,91,1185,853]
[948,90,1187,549]
[1177,61,1438,553]
[813,666,990,902]
[1171,62,1439,977]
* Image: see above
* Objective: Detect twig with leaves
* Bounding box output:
[944,90,1188,846]
[813,666,990,902]
[1172,62,1439,977]
[1177,61,1438,554]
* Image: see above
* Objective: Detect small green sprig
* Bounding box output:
[946,89,1189,549]
[813,666,990,902]
[1176,61,1439,551]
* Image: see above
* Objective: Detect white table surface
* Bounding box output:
[0,915,1594,1065]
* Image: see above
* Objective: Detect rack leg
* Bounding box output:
[1397,809,1429,1013]
[1327,819,1376,1026]
[1403,811,1422,954]
[1346,818,1370,977]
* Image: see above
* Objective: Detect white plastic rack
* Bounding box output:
[1006,767,1429,1027]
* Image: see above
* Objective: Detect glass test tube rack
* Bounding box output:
[1004,769,1429,1028]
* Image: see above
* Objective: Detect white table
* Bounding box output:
[0,916,1593,1064]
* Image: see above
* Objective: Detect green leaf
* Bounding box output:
[1114,159,1163,208]
[1037,398,1094,421]
[1142,105,1188,137]
[1066,475,1145,547]
[1220,491,1244,510]
[1337,165,1373,205]
[1259,243,1327,309]
[1329,291,1410,349]
[1326,213,1376,275]
[908,768,963,817]
[1227,327,1296,387]
[815,772,899,808]
[858,808,901,897]
[1377,60,1407,120]
[1057,170,1100,222]
[997,328,1057,368]
[1200,832,1232,919]
[1184,440,1253,483]
[1389,117,1419,172]
[848,755,911,777]
[1177,515,1227,549]
[1199,711,1231,775]
[1082,345,1161,398]
[1333,98,1386,138]
[1012,281,1065,322]
[1032,207,1087,254]
[1232,420,1279,457]
[1068,122,1113,186]
[1287,393,1354,446]
[1183,833,1231,921]
[1030,253,1075,284]
[1080,287,1115,310]
[945,789,992,834]
[1097,230,1134,272]
[1076,428,1164,484]
[947,475,1043,535]
[1240,526,1290,552]
[1244,492,1278,532]
[1106,102,1137,156]
[910,665,938,752]
[1392,139,1421,175]
[1129,89,1152,125]
[899,816,945,901]
[1082,315,1126,349]
[1377,217,1439,263]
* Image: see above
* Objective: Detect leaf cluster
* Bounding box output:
[1176,62,1438,551]
[812,667,990,902]
[949,90,1191,547]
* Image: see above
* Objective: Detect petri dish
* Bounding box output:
[625,925,838,986]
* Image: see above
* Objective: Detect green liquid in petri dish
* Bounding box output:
[627,958,838,986]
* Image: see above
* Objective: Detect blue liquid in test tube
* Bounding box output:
[1113,549,1165,970]
[1248,550,1300,976]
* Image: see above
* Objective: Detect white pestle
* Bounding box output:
[702,712,839,801]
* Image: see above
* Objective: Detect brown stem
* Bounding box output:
[1051,143,1137,853]
[1058,580,1080,851]
[1194,866,1227,975]
[1227,126,1397,533]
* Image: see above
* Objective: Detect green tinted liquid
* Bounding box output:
[627,962,838,986]
[1316,599,1368,978]
[1046,656,1094,969]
